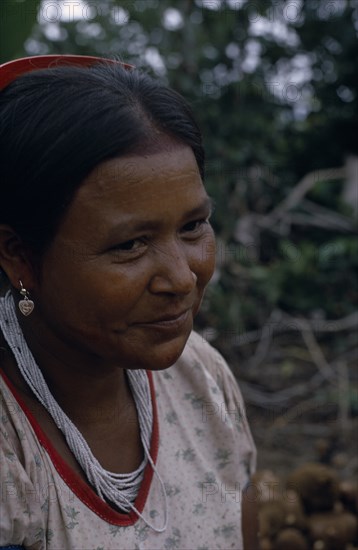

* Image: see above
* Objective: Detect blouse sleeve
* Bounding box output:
[0,400,45,548]
[188,331,257,487]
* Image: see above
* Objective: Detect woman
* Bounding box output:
[0,55,257,549]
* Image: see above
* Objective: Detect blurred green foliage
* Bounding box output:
[1,0,357,343]
[0,0,39,62]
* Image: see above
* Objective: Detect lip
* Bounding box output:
[135,309,191,330]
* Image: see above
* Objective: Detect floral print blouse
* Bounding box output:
[0,331,256,549]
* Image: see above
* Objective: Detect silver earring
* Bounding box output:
[18,280,34,316]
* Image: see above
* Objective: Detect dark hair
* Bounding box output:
[0,63,204,255]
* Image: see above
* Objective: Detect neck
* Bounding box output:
[2,304,133,426]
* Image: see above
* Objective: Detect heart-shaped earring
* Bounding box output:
[18,280,34,316]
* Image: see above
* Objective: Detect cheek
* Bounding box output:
[194,230,216,286]
[35,256,138,327]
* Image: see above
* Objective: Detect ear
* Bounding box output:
[0,225,36,291]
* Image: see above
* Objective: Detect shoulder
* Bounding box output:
[157,330,254,443]
[183,331,230,374]
[180,330,245,402]
[155,331,257,480]
[185,330,226,368]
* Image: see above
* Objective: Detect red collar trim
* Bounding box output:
[0,368,159,526]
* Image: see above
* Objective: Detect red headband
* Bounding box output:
[0,54,132,91]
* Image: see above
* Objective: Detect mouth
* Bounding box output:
[135,309,192,330]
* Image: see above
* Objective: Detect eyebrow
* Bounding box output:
[109,196,215,235]
[182,196,215,220]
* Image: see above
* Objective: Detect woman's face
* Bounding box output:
[31,145,216,371]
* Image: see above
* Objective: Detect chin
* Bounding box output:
[135,330,191,371]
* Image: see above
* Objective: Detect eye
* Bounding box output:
[116,239,143,251]
[108,238,148,259]
[181,218,210,237]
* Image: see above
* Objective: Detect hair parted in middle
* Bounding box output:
[0,62,205,256]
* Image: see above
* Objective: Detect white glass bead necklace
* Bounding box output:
[0,291,168,532]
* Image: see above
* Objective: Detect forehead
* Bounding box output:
[73,145,204,213]
[55,145,208,245]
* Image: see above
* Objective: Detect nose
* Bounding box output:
[148,241,197,296]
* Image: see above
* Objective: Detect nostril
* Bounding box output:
[149,266,197,296]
